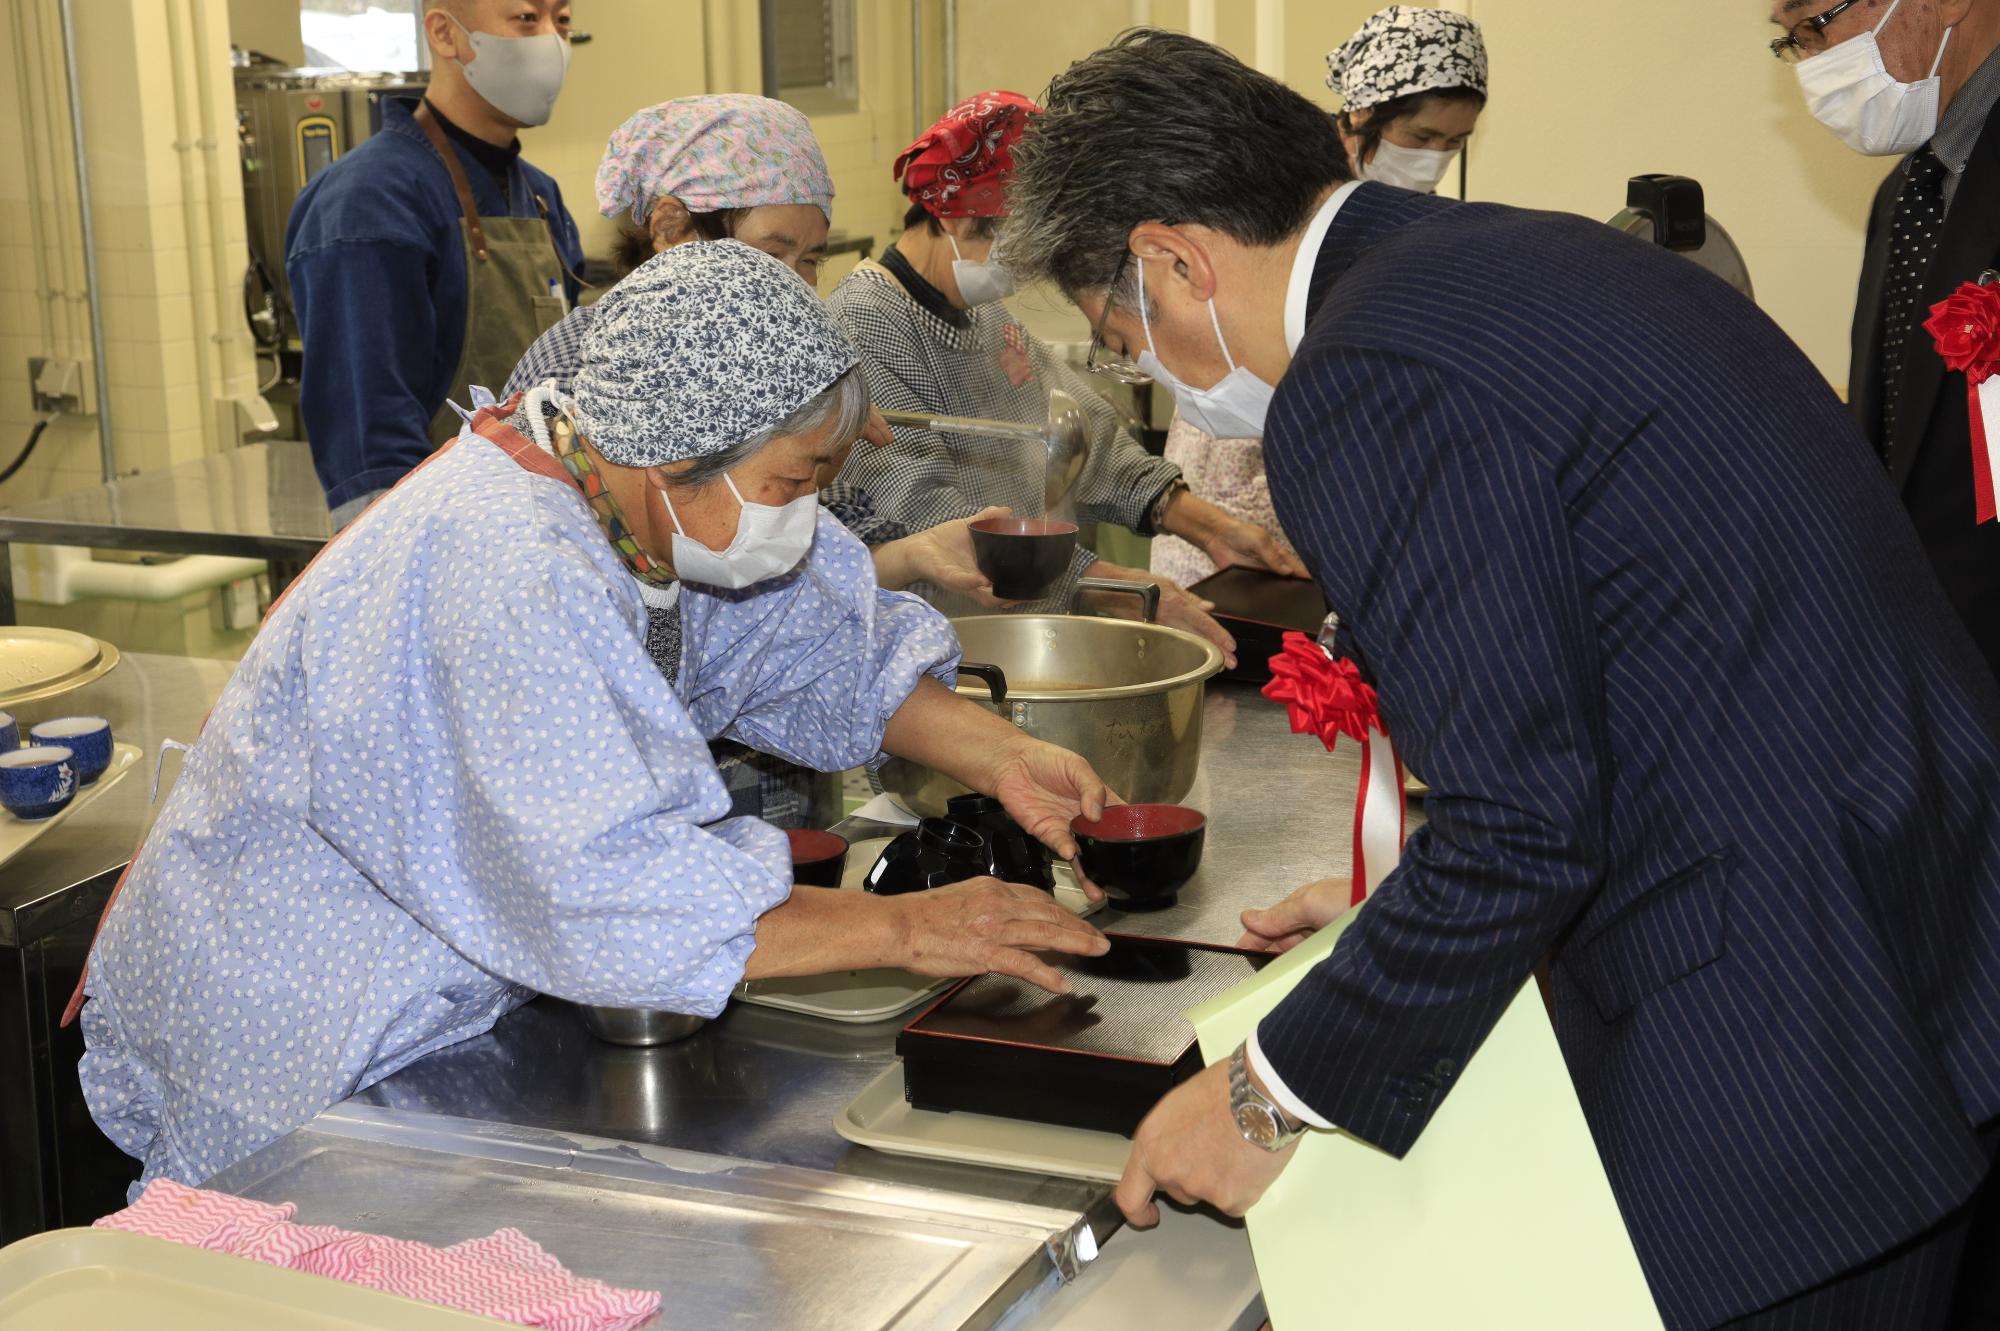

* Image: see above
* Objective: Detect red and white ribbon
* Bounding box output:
[1262,632,1407,904]
[1352,720,1407,902]
[1921,279,2000,525]
[1969,374,2000,525]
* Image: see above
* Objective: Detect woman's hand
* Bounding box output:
[862,406,894,448]
[1201,516,1308,579]
[979,734,1114,867]
[873,506,1017,605]
[817,409,896,489]
[1158,489,1308,579]
[1152,577,1238,669]
[1083,563,1238,670]
[1235,877,1355,953]
[896,877,1109,993]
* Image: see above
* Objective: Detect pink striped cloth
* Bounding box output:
[95,1179,660,1330]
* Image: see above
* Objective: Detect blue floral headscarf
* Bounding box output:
[569,240,858,467]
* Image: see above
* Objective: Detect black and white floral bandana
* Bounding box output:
[1325,6,1488,112]
[569,239,858,467]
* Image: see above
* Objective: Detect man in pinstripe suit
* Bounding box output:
[1005,31,2000,1331]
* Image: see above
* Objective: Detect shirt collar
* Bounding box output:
[1933,39,2000,177]
[1285,181,1362,353]
[420,96,522,177]
[880,243,970,329]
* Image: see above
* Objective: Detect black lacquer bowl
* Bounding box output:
[1070,804,1206,908]
[969,517,1079,600]
[943,792,1053,889]
[864,817,990,895]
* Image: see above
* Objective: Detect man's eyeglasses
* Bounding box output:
[1085,249,1153,385]
[1769,0,1866,62]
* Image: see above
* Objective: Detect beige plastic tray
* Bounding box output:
[0,1228,512,1329]
[0,742,142,872]
[834,1062,1130,1183]
[736,837,1102,1024]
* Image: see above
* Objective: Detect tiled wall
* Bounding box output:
[0,0,101,506]
[0,0,260,510]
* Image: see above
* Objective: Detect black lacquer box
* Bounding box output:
[897,935,1273,1137]
[1188,567,1330,686]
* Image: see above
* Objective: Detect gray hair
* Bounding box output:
[674,365,870,488]
[1003,29,1352,309]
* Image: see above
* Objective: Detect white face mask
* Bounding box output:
[445,14,571,128]
[1359,140,1459,194]
[1795,0,1953,157]
[947,232,1017,305]
[1134,256,1276,440]
[659,472,818,590]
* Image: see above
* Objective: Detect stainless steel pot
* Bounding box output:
[577,1005,708,1047]
[877,609,1225,817]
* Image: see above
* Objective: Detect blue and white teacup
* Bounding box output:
[0,712,16,754]
[0,746,78,821]
[29,716,112,785]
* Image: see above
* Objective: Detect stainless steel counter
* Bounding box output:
[3,651,235,1241]
[0,442,331,624]
[2,652,236,948]
[213,681,1386,1328]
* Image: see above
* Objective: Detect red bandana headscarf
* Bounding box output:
[894,89,1040,219]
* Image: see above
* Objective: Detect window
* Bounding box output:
[299,0,427,73]
[773,0,858,115]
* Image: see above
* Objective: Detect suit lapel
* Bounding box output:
[1890,111,2000,489]
[1850,165,1901,443]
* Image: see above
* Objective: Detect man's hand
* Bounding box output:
[897,876,1108,993]
[1115,1058,1299,1226]
[1236,877,1355,953]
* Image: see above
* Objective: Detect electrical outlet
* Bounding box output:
[28,357,82,414]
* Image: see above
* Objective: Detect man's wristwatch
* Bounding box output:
[1229,1042,1308,1152]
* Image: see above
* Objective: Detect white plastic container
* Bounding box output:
[0,1228,511,1330]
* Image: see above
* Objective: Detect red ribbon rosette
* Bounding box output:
[1261,631,1380,751]
[1925,282,2000,384]
[1260,631,1403,906]
[1924,280,2000,524]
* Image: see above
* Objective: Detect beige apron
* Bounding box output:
[413,104,575,447]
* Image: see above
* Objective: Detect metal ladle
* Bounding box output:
[878,389,1089,508]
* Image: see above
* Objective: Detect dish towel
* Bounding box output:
[95,1179,660,1331]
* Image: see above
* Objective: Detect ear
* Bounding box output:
[1335,110,1365,161]
[1126,221,1219,303]
[422,9,467,64]
[1938,0,1975,25]
[648,197,697,250]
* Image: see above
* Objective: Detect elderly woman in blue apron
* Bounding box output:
[76,240,1112,1194]
[510,94,1023,830]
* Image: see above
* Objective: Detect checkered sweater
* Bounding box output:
[826,266,1179,615]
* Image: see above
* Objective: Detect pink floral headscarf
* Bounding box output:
[596,94,836,226]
